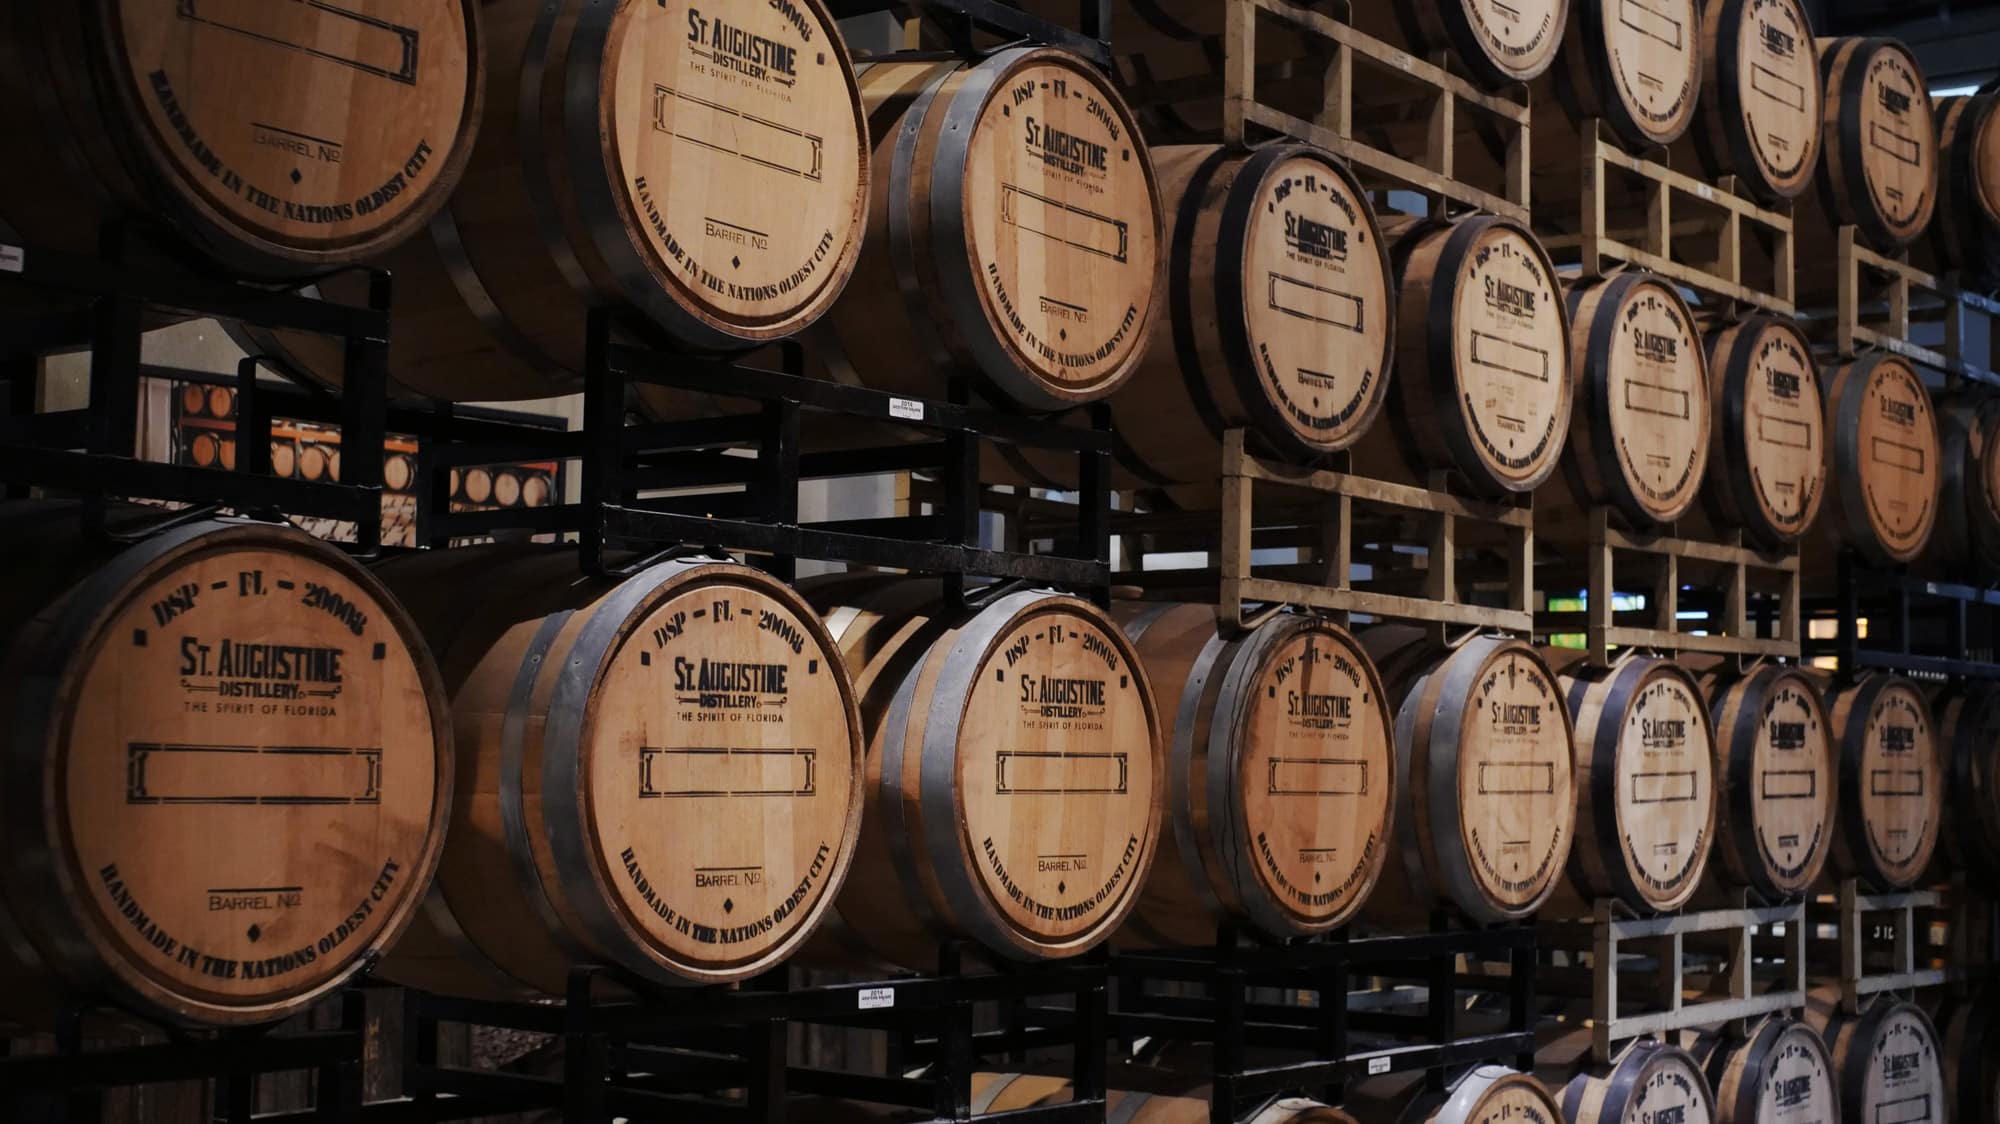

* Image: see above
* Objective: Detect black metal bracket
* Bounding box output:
[396,944,1111,1124]
[828,1,1115,67]
[1111,922,1538,1122]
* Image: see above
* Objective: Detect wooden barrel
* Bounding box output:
[374,546,863,997]
[970,1072,1358,1122]
[1934,685,2000,881]
[1361,214,1573,498]
[1359,629,1576,924]
[492,471,521,508]
[1701,316,1827,548]
[462,468,492,506]
[1687,1015,1839,1124]
[1929,95,2000,282]
[1933,399,2000,576]
[0,1,481,279]
[0,504,451,1027]
[1350,1065,1565,1124]
[1807,991,1948,1124]
[1551,0,1704,151]
[189,432,221,469]
[270,440,297,479]
[384,454,416,495]
[1557,274,1712,529]
[1550,653,1718,914]
[823,47,1163,413]
[1082,144,1393,489]
[242,0,871,400]
[1815,38,1937,252]
[1820,354,1942,567]
[1696,664,1836,897]
[1116,606,1395,945]
[1822,674,1941,891]
[1549,1038,1716,1124]
[805,577,1163,969]
[1688,0,1823,203]
[1935,988,2000,1124]
[522,475,552,508]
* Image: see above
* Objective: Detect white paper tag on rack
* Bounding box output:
[1367,1055,1392,1075]
[858,987,895,1010]
[0,245,22,274]
[888,397,924,421]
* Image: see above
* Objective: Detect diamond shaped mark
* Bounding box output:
[247,924,263,942]
[732,256,741,269]
[1057,881,1067,895]
[289,169,302,185]
[723,898,735,914]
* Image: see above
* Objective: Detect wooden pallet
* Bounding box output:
[1543,896,1808,1064]
[1538,123,1795,315]
[1802,226,2000,388]
[1540,509,1801,665]
[1185,0,1532,221]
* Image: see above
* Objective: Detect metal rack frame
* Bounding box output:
[1802,226,2000,388]
[1813,882,1947,1013]
[1111,923,1538,1122]
[1540,895,1808,1063]
[0,991,371,1124]
[397,947,1109,1124]
[1803,553,2000,679]
[1538,124,1797,316]
[0,238,393,551]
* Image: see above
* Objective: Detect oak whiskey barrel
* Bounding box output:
[1687,1015,1839,1124]
[1553,274,1712,529]
[1374,0,1571,89]
[1814,38,1937,252]
[1116,606,1395,945]
[1696,664,1836,897]
[1933,399,2000,576]
[1822,674,1941,891]
[375,546,864,996]
[1819,355,1942,567]
[0,504,451,1027]
[1552,0,1704,151]
[1689,0,1823,203]
[825,48,1163,412]
[1934,685,2000,881]
[1549,654,1718,914]
[245,0,871,400]
[1929,95,2000,284]
[1807,991,1947,1124]
[1935,988,2000,1124]
[1360,629,1576,924]
[0,1,481,278]
[1087,144,1393,490]
[1549,1038,1716,1124]
[969,1073,1359,1122]
[1349,1065,1565,1124]
[1360,214,1573,498]
[806,577,1163,968]
[1701,316,1828,548]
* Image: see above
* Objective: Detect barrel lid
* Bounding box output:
[1725,667,1835,893]
[1222,617,1394,933]
[1578,276,1711,526]
[15,521,448,1023]
[106,0,479,267]
[938,595,1160,954]
[1436,1068,1564,1124]
[1600,659,1715,908]
[1742,1017,1837,1124]
[1453,0,1567,85]
[596,0,868,342]
[559,565,862,981]
[1970,97,2000,227]
[1581,0,1702,147]
[1721,0,1822,198]
[941,48,1162,409]
[1845,1001,1945,1124]
[1833,355,1940,565]
[1227,147,1392,457]
[1712,317,1826,545]
[1438,640,1575,917]
[1586,1041,1716,1124]
[1439,218,1571,492]
[1839,675,1941,888]
[1838,40,1938,247]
